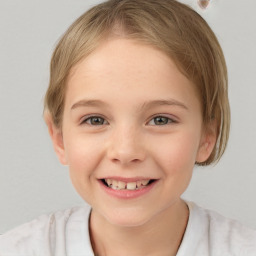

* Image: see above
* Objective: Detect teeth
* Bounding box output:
[126,182,137,190]
[106,179,112,186]
[138,180,150,186]
[112,180,119,190]
[104,179,151,190]
[118,181,126,190]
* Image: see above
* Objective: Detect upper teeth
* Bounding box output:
[105,179,150,190]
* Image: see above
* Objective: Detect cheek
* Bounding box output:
[64,134,105,202]
[64,134,104,177]
[153,131,200,175]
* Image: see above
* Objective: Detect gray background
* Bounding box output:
[0,0,255,233]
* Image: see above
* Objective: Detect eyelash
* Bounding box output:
[81,115,177,126]
[147,116,177,126]
[81,116,108,126]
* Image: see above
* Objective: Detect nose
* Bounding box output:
[106,125,146,165]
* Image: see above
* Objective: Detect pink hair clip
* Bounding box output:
[197,0,211,9]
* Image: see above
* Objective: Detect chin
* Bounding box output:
[106,207,160,228]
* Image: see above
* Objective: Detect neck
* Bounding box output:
[89,199,189,256]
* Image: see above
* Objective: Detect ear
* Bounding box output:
[196,120,217,163]
[44,111,68,165]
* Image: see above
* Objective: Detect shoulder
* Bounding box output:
[0,205,92,256]
[180,201,256,256]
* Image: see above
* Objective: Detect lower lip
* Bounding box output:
[98,180,158,199]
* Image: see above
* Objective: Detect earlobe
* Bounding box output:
[44,112,68,165]
[196,121,217,163]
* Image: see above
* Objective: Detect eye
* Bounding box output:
[148,116,176,126]
[82,116,107,126]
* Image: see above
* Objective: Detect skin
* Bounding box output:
[46,38,216,256]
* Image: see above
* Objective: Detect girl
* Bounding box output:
[1,0,255,255]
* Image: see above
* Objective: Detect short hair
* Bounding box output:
[44,0,230,165]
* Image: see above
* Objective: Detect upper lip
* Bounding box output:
[98,176,158,182]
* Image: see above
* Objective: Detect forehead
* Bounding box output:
[66,38,200,110]
[69,39,174,82]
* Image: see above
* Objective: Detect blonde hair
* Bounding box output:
[44,0,230,165]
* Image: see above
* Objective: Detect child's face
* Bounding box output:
[51,38,215,227]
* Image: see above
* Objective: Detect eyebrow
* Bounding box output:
[140,99,188,111]
[71,99,108,110]
[71,98,188,111]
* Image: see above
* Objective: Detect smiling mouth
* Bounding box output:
[101,179,156,191]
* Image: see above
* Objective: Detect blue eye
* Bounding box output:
[148,116,175,126]
[82,116,107,125]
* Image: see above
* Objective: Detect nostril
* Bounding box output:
[131,158,141,163]
[111,158,141,164]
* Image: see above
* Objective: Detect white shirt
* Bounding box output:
[0,202,255,256]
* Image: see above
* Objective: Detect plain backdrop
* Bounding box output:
[0,0,256,234]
